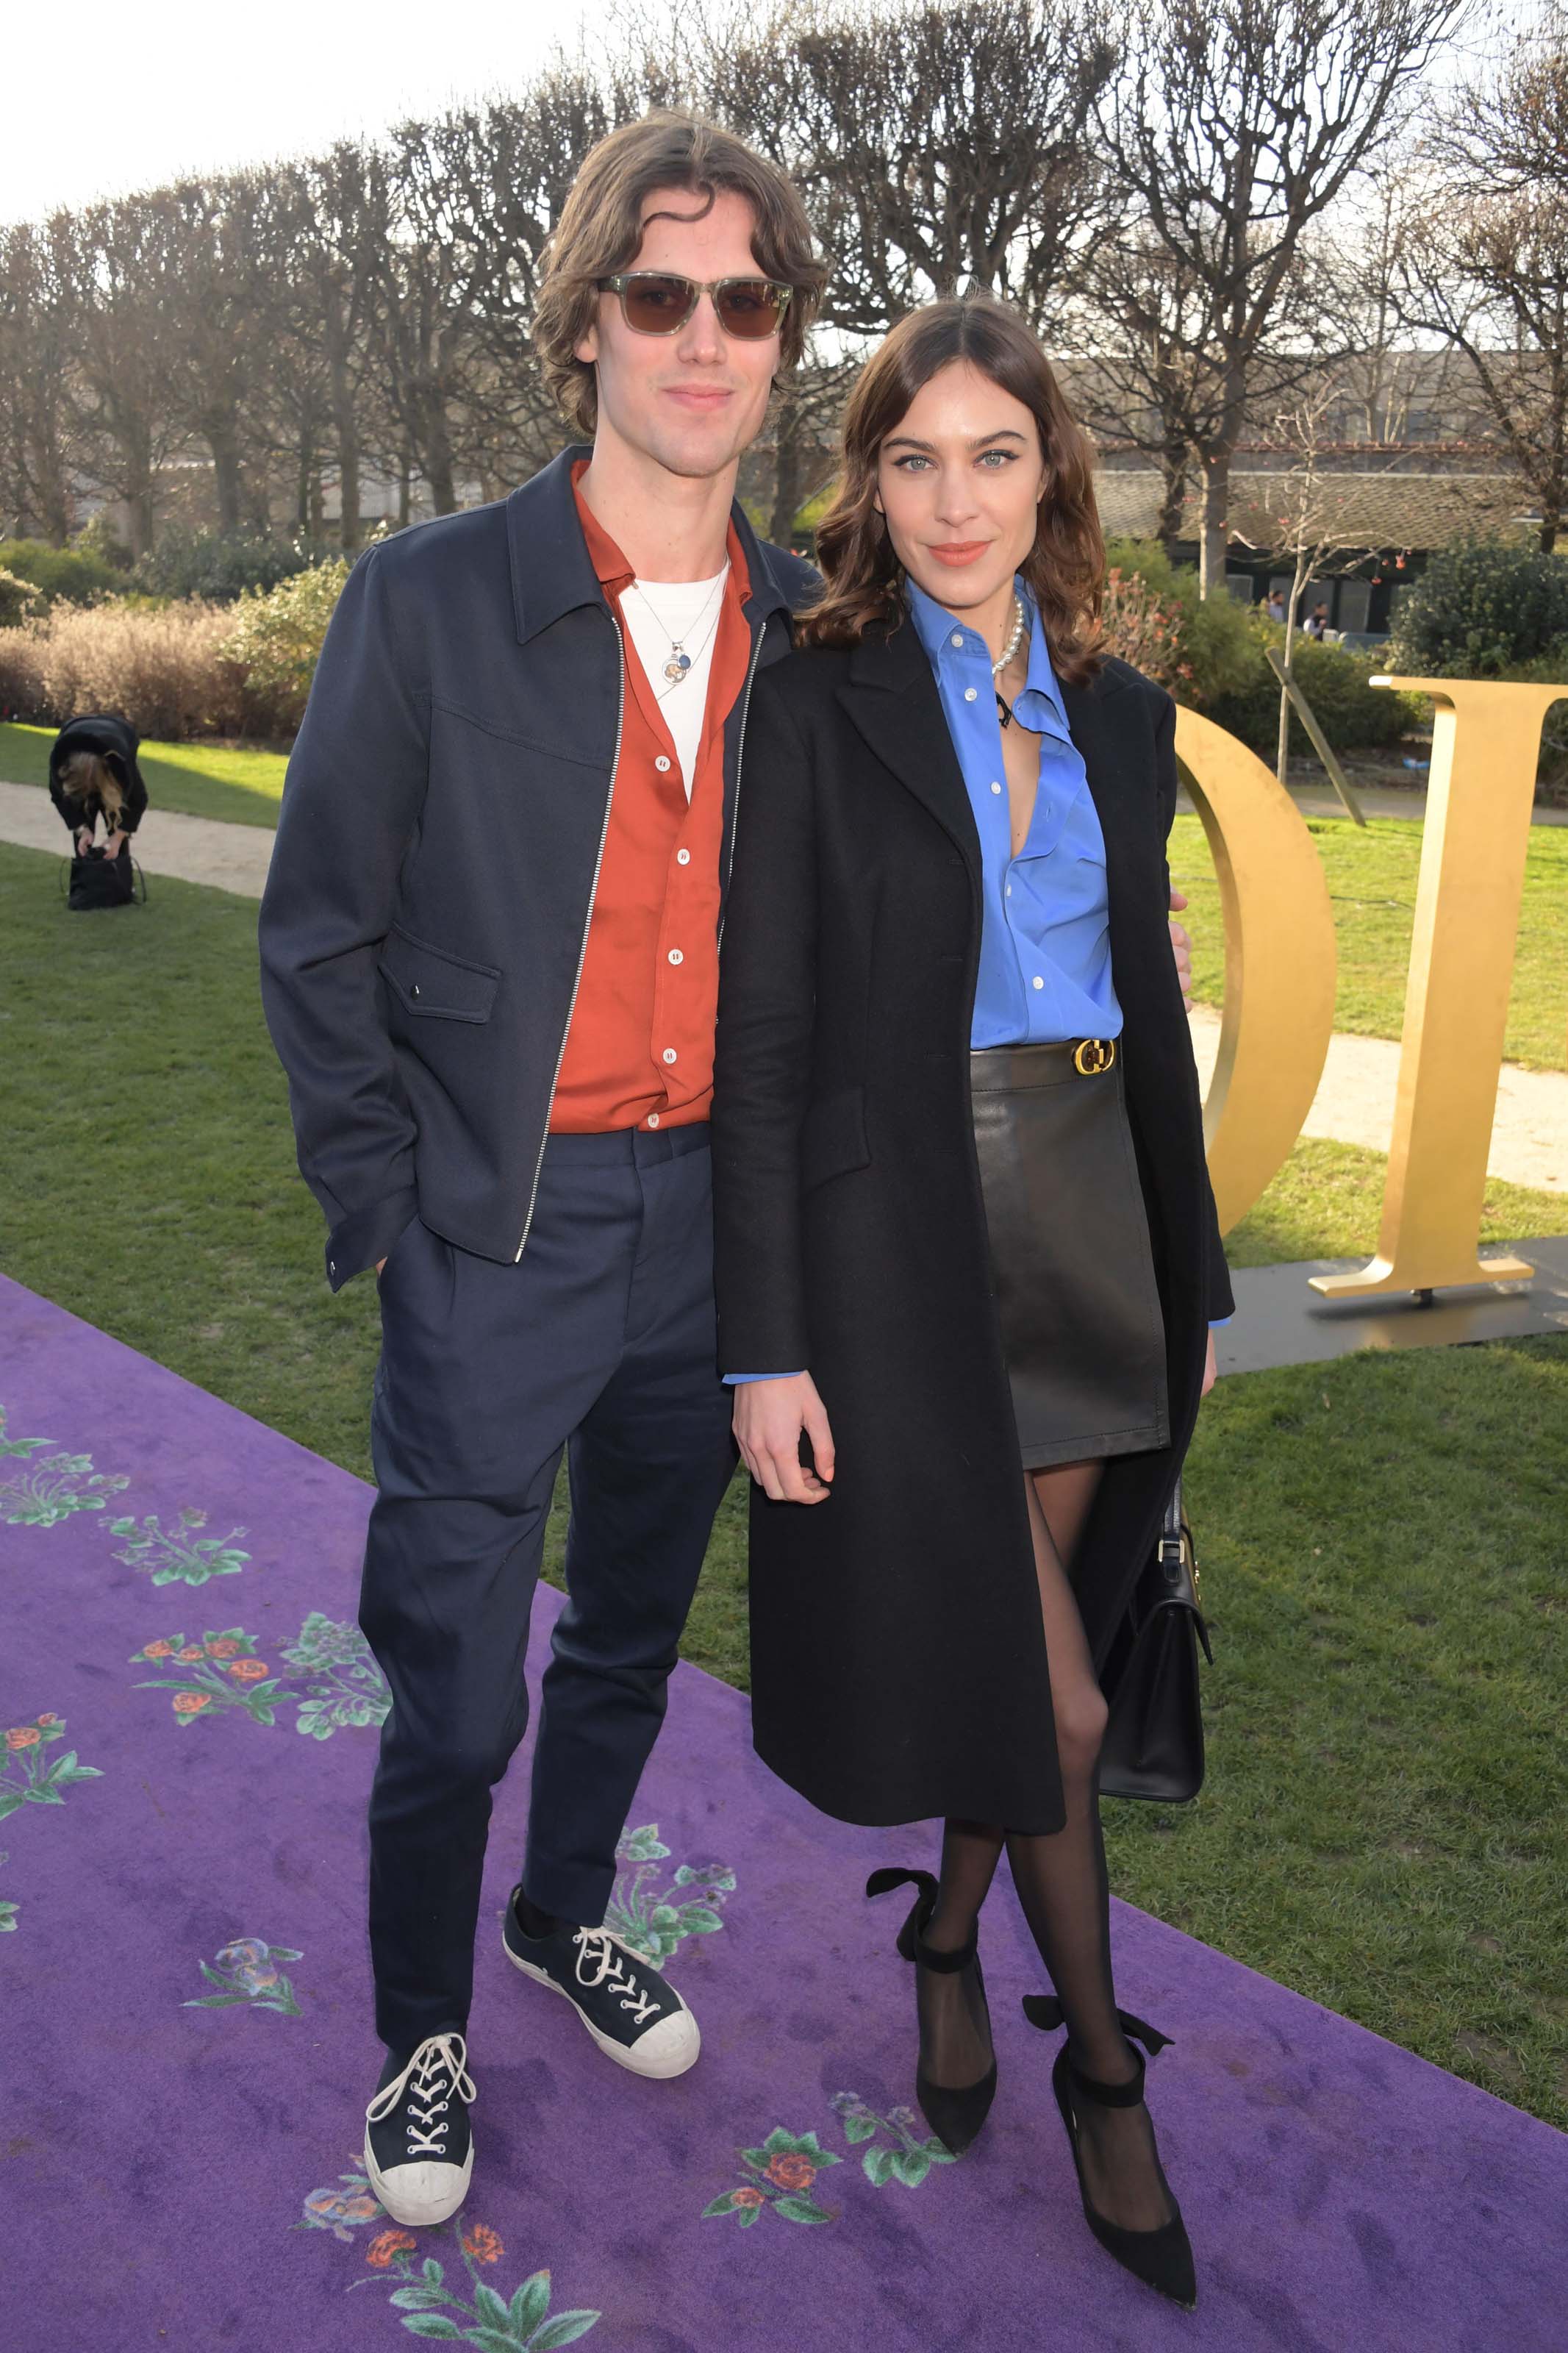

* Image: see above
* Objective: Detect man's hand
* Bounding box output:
[375,1257,387,1278]
[733,1371,835,1504]
[1168,886,1192,1007]
[1200,1327,1217,1399]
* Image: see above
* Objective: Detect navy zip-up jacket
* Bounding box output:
[257,446,816,1291]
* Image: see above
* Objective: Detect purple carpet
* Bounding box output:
[2,1268,1564,2353]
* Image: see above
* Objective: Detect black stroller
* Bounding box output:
[48,714,149,910]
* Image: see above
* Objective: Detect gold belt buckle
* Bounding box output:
[1073,1038,1116,1077]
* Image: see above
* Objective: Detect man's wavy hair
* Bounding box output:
[533,113,827,439]
[799,297,1105,684]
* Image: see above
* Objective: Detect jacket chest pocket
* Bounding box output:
[379,925,501,1023]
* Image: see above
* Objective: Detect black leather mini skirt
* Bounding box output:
[970,1039,1170,1470]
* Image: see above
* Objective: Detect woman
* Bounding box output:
[49,713,148,864]
[711,297,1232,2310]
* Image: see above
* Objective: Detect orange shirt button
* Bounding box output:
[647,1113,661,1128]
[662,1049,678,1064]
[676,848,691,865]
[667,948,684,965]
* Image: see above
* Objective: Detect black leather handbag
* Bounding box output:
[65,843,143,911]
[1098,1477,1213,1803]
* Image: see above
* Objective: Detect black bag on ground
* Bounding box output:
[1098,1476,1212,1803]
[65,841,142,911]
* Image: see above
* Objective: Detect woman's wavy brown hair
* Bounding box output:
[534,112,827,438]
[799,297,1105,683]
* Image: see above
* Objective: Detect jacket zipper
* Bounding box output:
[513,611,627,1262]
[716,618,767,954]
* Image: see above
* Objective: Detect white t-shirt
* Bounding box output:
[620,568,731,798]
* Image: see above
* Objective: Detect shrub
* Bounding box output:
[1098,539,1263,709]
[1206,621,1425,758]
[134,526,327,604]
[0,601,251,738]
[0,568,43,629]
[1388,541,1568,676]
[216,557,351,734]
[0,536,120,607]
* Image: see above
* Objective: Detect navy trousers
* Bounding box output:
[361,1123,735,2054]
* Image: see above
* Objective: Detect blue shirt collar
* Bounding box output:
[904,574,1070,741]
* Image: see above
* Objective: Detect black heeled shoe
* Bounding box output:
[867,1867,997,2156]
[1023,1993,1196,2310]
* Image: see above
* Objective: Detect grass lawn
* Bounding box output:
[1,836,1565,2129]
[1172,807,1568,1073]
[6,714,1561,1070]
[0,720,286,830]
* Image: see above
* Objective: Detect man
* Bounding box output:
[259,113,826,2227]
[259,108,1195,2231]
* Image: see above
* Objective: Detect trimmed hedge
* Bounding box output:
[1389,543,1568,676]
[1206,630,1425,759]
[0,537,121,609]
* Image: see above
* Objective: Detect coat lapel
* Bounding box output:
[836,621,981,882]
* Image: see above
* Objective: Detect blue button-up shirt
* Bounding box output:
[905,575,1122,1051]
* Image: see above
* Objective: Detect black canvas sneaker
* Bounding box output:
[363,2031,476,2227]
[502,1888,701,2079]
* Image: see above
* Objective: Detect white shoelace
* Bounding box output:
[365,2030,476,2158]
[572,1928,660,2025]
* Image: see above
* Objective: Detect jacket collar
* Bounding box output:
[505,443,796,646]
[839,618,1137,889]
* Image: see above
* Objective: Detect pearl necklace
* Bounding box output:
[992,594,1028,728]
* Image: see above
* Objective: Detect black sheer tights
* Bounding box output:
[919,1463,1174,2233]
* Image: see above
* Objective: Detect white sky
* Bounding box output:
[1,0,606,226]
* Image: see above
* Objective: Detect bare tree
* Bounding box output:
[1236,382,1381,794]
[156,175,276,530]
[1100,0,1464,596]
[48,198,187,560]
[701,0,1114,338]
[0,224,77,543]
[1395,16,1568,549]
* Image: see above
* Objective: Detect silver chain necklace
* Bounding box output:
[626,569,728,690]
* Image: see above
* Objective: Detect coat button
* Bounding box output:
[410,982,420,998]
[328,1260,336,1274]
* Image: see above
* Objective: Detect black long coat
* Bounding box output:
[711,619,1233,1835]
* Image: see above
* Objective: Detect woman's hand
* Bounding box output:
[733,1372,835,1504]
[1168,885,1192,1007]
[76,826,93,855]
[103,827,126,860]
[1200,1328,1217,1399]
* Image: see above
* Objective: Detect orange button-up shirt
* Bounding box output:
[550,466,753,1134]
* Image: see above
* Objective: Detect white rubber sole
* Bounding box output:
[503,1941,701,2080]
[362,2133,474,2229]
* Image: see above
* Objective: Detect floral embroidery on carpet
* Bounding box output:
[828,2092,961,2188]
[607,1822,734,1971]
[105,1507,250,1586]
[129,1615,390,1737]
[704,2096,962,2229]
[185,1935,304,2015]
[345,2213,601,2346]
[0,1714,101,1819]
[296,2157,385,2243]
[0,1403,129,1526]
[703,2127,842,2227]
